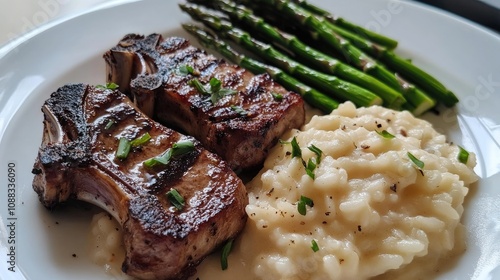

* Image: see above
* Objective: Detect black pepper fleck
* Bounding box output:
[266,188,274,196]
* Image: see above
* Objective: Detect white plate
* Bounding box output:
[0,0,499,279]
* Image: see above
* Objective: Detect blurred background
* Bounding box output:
[0,0,499,48]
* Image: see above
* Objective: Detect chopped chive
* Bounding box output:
[311,240,319,252]
[96,82,119,90]
[166,188,185,210]
[297,200,306,215]
[189,77,236,104]
[143,140,195,168]
[231,105,248,116]
[188,78,210,96]
[220,239,234,270]
[171,140,195,156]
[116,137,131,159]
[271,92,283,101]
[305,158,317,179]
[282,138,322,179]
[376,130,395,139]
[130,132,151,147]
[297,195,314,216]
[210,77,222,92]
[279,139,290,145]
[301,196,314,207]
[407,152,424,169]
[116,133,150,160]
[458,146,469,164]
[143,149,173,168]
[308,144,323,164]
[210,87,236,105]
[177,64,198,76]
[290,137,302,158]
[105,120,115,130]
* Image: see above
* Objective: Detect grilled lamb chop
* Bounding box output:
[32,84,248,280]
[104,34,305,171]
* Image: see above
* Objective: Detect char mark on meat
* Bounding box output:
[32,84,248,280]
[104,34,305,171]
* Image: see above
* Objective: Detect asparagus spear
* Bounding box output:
[180,3,383,108]
[193,0,457,107]
[240,0,439,115]
[378,51,459,107]
[214,0,406,109]
[182,24,339,112]
[309,15,459,107]
[251,0,456,107]
[290,0,398,49]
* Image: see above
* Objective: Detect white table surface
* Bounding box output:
[0,0,128,49]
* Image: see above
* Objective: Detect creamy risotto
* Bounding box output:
[89,102,478,279]
[88,212,131,279]
[239,102,478,279]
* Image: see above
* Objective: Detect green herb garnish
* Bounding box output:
[130,132,151,147]
[230,105,248,116]
[305,158,317,180]
[376,130,395,139]
[166,189,185,210]
[116,137,131,160]
[282,138,323,179]
[144,149,172,167]
[96,82,119,90]
[188,77,236,105]
[143,140,195,168]
[311,240,319,252]
[188,78,210,95]
[458,146,470,164]
[105,120,115,130]
[407,152,424,169]
[209,77,237,104]
[297,195,314,216]
[177,64,198,76]
[271,92,283,101]
[171,140,195,157]
[308,144,323,164]
[290,137,302,159]
[116,133,152,160]
[279,139,290,145]
[220,239,234,270]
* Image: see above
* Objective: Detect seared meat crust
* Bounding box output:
[32,84,248,280]
[104,34,305,170]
